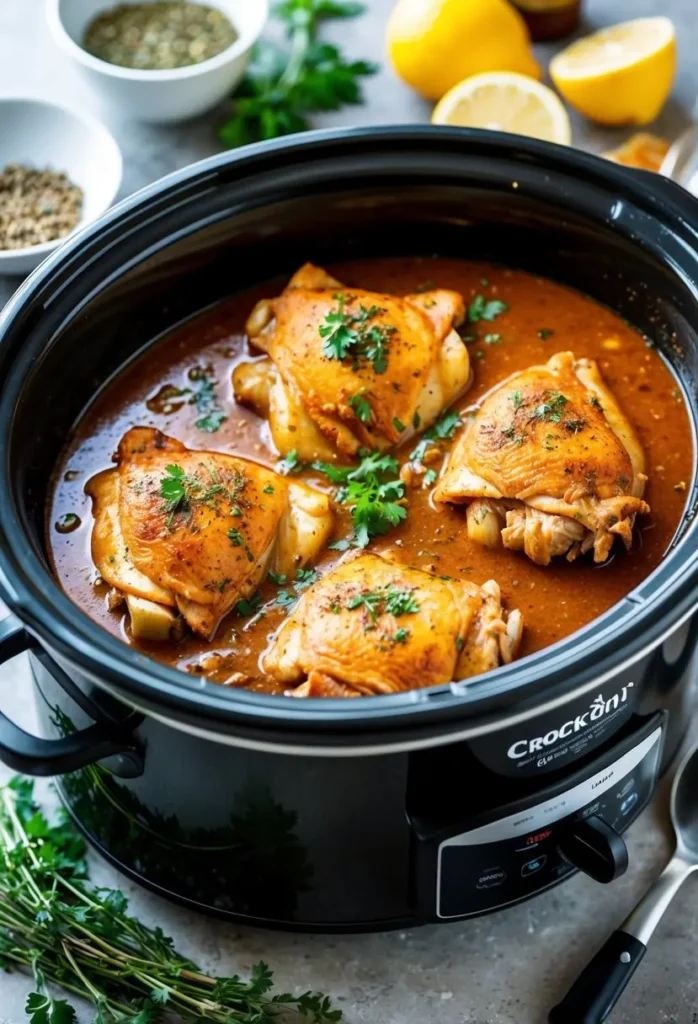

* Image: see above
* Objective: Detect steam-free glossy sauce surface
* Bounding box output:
[48,259,693,693]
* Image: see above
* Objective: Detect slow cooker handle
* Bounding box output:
[0,614,140,777]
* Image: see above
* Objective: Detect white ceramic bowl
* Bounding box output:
[47,0,269,124]
[0,97,123,277]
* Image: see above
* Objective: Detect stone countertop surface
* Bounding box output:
[1,0,698,1021]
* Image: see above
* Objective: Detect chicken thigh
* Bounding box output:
[233,263,470,461]
[262,551,523,696]
[86,427,333,641]
[434,351,649,565]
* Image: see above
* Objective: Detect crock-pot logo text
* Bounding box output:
[507,685,634,760]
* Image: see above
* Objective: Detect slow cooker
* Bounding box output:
[0,128,697,931]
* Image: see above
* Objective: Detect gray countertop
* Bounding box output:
[1,0,698,1021]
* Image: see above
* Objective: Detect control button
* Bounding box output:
[476,868,507,890]
[521,855,547,878]
[620,791,639,817]
[618,779,635,799]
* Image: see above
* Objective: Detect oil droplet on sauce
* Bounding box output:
[55,512,81,534]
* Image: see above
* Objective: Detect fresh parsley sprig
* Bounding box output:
[319,298,395,375]
[0,778,342,1024]
[313,451,406,547]
[219,0,376,148]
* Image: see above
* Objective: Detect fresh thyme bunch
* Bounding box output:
[0,778,341,1023]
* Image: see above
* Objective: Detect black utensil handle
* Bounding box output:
[0,614,138,776]
[548,931,646,1024]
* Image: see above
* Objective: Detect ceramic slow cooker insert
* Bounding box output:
[0,128,697,930]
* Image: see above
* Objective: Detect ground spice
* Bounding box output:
[83,1,238,70]
[0,164,83,250]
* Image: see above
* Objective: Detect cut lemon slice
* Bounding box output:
[432,71,571,145]
[550,17,676,126]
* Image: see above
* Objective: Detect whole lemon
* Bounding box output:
[387,0,541,102]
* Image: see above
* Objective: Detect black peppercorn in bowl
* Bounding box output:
[0,127,697,931]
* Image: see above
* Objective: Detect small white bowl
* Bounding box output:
[0,97,123,277]
[47,0,269,124]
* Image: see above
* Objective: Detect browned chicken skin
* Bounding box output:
[233,263,470,461]
[434,352,649,565]
[262,551,523,696]
[86,427,333,641]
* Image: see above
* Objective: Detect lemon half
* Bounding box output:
[432,71,572,145]
[550,17,676,126]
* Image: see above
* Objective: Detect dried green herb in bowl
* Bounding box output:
[83,1,238,71]
[0,164,83,251]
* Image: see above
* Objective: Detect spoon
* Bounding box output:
[548,739,698,1024]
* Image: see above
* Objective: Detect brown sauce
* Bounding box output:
[48,258,694,694]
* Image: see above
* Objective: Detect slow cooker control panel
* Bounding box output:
[411,715,664,921]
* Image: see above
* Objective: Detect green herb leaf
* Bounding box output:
[532,390,569,424]
[26,993,77,1024]
[538,328,554,339]
[410,408,462,464]
[235,592,264,617]
[320,299,394,374]
[348,391,373,423]
[277,449,303,474]
[314,451,405,546]
[227,528,243,546]
[467,295,508,323]
[189,374,227,433]
[220,1,375,149]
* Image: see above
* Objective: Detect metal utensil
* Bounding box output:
[660,123,698,186]
[549,739,698,1024]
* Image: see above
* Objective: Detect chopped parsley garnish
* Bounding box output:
[532,390,569,424]
[412,411,421,429]
[159,462,246,531]
[423,468,437,486]
[345,585,420,628]
[392,628,410,644]
[189,372,228,433]
[349,391,373,423]
[263,484,275,494]
[227,528,243,546]
[319,296,396,374]
[271,567,320,613]
[235,592,263,618]
[511,390,524,411]
[277,449,303,474]
[410,408,462,463]
[393,417,406,434]
[267,570,287,584]
[467,295,508,323]
[484,333,502,345]
[589,395,603,410]
[538,328,554,340]
[313,451,406,547]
